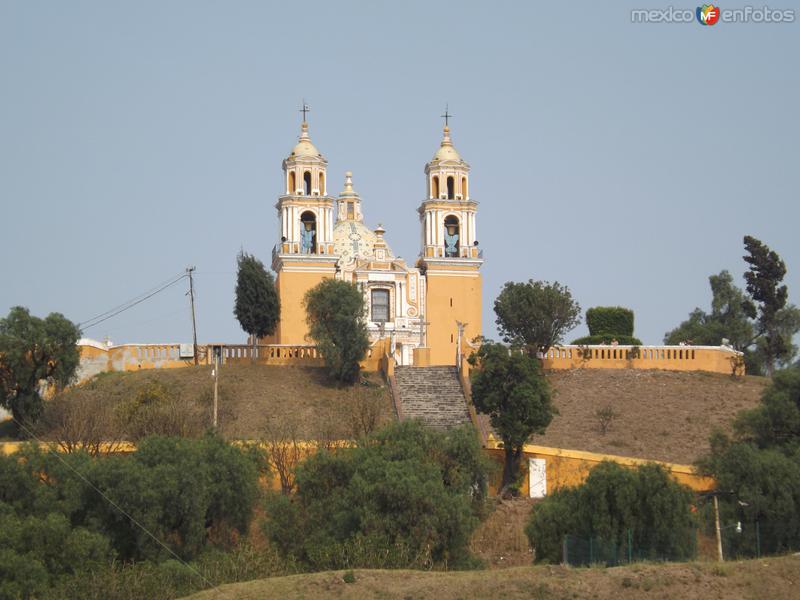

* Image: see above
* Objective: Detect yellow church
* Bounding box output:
[266,115,483,366]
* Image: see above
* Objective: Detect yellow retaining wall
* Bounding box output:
[541,344,744,376]
[485,437,715,495]
[0,435,714,495]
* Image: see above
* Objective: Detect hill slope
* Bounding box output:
[51,364,394,440]
[483,369,767,465]
[50,365,766,464]
[181,555,799,600]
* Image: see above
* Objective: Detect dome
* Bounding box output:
[289,122,322,158]
[333,220,394,263]
[432,126,462,162]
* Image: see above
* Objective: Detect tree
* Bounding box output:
[263,422,488,570]
[742,236,797,375]
[469,341,555,494]
[665,271,754,347]
[304,279,369,384]
[234,251,280,361]
[733,366,800,454]
[0,307,81,434]
[526,461,697,564]
[494,280,581,354]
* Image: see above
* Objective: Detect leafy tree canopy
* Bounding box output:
[0,307,81,432]
[469,341,555,493]
[526,461,697,564]
[665,240,800,375]
[304,279,370,384]
[263,421,490,570]
[234,252,280,356]
[494,280,581,354]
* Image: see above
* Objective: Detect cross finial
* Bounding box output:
[299,100,310,122]
[440,104,453,127]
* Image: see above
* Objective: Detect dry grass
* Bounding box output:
[180,554,800,600]
[481,369,767,465]
[43,364,395,441]
[470,498,537,568]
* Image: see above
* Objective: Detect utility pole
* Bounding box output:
[212,347,219,429]
[187,266,198,365]
[714,495,724,562]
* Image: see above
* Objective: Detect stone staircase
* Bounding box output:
[393,366,471,429]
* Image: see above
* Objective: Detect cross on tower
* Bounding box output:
[299,100,311,122]
[440,104,453,127]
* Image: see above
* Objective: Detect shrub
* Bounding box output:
[526,461,697,564]
[116,381,207,441]
[0,436,261,563]
[586,307,635,337]
[263,422,490,570]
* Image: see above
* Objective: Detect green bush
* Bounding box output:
[0,435,262,563]
[586,307,635,337]
[571,334,642,346]
[263,421,490,570]
[526,461,697,564]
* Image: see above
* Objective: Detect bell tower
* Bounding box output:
[271,107,338,345]
[418,116,483,365]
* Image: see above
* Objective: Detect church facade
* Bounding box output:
[267,118,483,366]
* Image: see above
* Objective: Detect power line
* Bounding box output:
[80,274,188,331]
[9,417,221,595]
[79,271,187,327]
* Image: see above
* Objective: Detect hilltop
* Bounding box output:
[181,555,799,600]
[39,366,767,465]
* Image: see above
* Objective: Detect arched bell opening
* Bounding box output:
[288,171,296,194]
[447,176,455,199]
[303,171,312,195]
[431,175,440,199]
[300,210,317,254]
[444,215,460,258]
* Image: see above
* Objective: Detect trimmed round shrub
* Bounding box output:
[586,307,635,337]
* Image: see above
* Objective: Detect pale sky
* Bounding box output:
[1,1,798,346]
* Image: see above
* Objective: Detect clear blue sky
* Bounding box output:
[1,1,797,346]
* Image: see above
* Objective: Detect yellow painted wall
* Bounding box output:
[485,440,715,495]
[272,264,335,346]
[541,345,744,376]
[424,266,482,366]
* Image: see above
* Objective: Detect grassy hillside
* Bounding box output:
[535,369,766,464]
[42,366,767,465]
[181,555,799,600]
[46,364,394,441]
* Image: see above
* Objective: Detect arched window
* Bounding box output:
[444,215,460,258]
[432,176,439,199]
[371,289,390,323]
[300,210,317,254]
[447,176,455,199]
[303,171,312,195]
[288,171,296,194]
[318,172,325,195]
[461,176,467,198]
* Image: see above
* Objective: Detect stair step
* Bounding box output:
[393,366,470,429]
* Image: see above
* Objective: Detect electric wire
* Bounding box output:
[80,274,188,331]
[78,271,187,327]
[8,415,223,596]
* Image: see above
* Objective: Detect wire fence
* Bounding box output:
[562,520,800,566]
[720,520,800,560]
[561,530,694,567]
